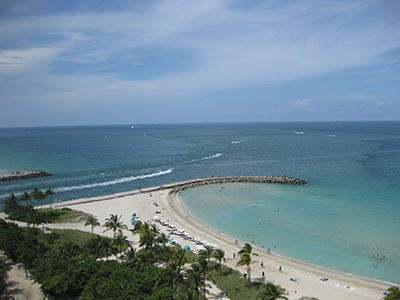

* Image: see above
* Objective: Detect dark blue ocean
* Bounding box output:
[1,122,399,284]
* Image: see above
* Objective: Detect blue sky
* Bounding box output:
[1,0,400,127]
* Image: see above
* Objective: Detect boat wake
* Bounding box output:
[55,168,174,193]
[202,153,223,160]
[183,153,224,164]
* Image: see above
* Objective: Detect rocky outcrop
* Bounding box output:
[0,170,52,182]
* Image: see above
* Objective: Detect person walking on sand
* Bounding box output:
[279,265,282,272]
[261,260,263,267]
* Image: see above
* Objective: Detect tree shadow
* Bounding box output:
[1,254,25,299]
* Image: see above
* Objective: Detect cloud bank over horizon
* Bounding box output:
[1,0,400,127]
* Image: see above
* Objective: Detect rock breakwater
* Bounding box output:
[162,175,307,193]
[0,170,52,182]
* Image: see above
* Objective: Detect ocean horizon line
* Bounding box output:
[1,119,400,130]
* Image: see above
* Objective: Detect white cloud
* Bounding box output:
[1,0,400,126]
[293,99,311,109]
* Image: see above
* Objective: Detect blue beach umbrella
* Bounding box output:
[170,238,175,244]
[184,245,190,250]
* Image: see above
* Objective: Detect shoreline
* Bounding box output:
[0,178,393,300]
[169,189,394,290]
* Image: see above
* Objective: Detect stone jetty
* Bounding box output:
[164,175,307,193]
[0,169,52,182]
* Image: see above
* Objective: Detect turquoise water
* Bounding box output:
[1,122,399,283]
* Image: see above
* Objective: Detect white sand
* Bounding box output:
[1,185,392,300]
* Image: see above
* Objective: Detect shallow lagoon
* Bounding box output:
[181,180,400,285]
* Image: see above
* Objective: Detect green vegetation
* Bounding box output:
[2,193,327,300]
[0,260,6,295]
[383,286,400,300]
[2,188,89,226]
[0,216,294,300]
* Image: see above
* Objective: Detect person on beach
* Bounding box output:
[233,252,236,258]
[279,265,282,272]
[261,260,263,267]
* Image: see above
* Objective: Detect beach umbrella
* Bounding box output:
[193,237,200,241]
[170,238,175,244]
[201,240,207,245]
[153,215,159,219]
[169,224,176,228]
[184,245,190,250]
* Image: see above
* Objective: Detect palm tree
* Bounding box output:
[103,214,128,239]
[100,238,117,261]
[383,286,400,300]
[19,191,32,206]
[31,188,46,210]
[200,245,213,262]
[258,282,288,300]
[156,232,169,248]
[3,194,19,215]
[132,221,162,251]
[237,243,258,283]
[198,255,215,299]
[85,215,101,235]
[172,247,187,274]
[45,188,55,209]
[130,220,143,235]
[136,250,156,272]
[113,230,129,260]
[121,246,138,266]
[212,248,225,274]
[185,263,204,300]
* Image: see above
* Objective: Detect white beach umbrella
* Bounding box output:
[169,224,176,228]
[193,237,200,241]
[201,240,207,245]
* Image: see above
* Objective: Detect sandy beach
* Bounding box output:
[1,182,392,300]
